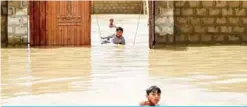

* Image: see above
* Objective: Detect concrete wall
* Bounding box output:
[7,1,28,46]
[1,1,8,47]
[155,1,247,44]
[92,1,144,14]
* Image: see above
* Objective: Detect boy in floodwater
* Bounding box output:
[101,27,125,45]
[109,18,117,28]
[139,86,161,106]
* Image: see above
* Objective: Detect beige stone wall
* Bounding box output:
[1,1,8,47]
[92,1,144,14]
[154,1,174,44]
[155,1,247,44]
[7,1,28,46]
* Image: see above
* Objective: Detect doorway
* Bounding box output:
[29,1,91,46]
[29,1,155,48]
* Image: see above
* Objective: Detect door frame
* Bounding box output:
[148,1,155,49]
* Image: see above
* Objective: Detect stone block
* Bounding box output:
[15,26,27,35]
[201,34,212,41]
[15,8,27,16]
[196,8,208,16]
[160,8,173,16]
[209,8,220,16]
[8,35,25,44]
[8,26,15,34]
[176,17,189,24]
[20,1,28,8]
[235,9,246,16]
[243,34,247,41]
[202,18,215,25]
[228,35,240,41]
[155,25,174,36]
[188,1,201,7]
[22,36,28,44]
[215,35,225,42]
[8,1,21,8]
[8,7,16,15]
[188,34,200,42]
[222,8,233,16]
[194,26,206,33]
[202,1,215,7]
[168,16,174,24]
[156,34,166,43]
[228,1,240,8]
[233,26,244,33]
[220,26,232,33]
[243,1,247,8]
[216,1,227,7]
[216,18,227,25]
[182,9,194,16]
[7,36,17,44]
[175,34,185,42]
[175,1,186,7]
[190,17,201,25]
[168,1,174,8]
[180,25,193,33]
[208,26,219,33]
[167,35,174,43]
[174,9,180,16]
[8,16,19,25]
[156,17,170,25]
[242,18,247,24]
[228,17,239,25]
[8,16,28,26]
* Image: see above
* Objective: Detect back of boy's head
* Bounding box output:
[146,86,161,95]
[110,19,114,21]
[116,27,123,32]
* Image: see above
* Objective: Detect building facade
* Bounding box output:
[1,1,247,48]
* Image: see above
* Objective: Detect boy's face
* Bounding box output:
[110,20,114,23]
[116,31,123,37]
[146,91,161,105]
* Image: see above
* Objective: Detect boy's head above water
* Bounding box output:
[145,86,161,105]
[109,18,114,23]
[116,27,123,37]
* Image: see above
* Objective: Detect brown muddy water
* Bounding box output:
[1,15,247,105]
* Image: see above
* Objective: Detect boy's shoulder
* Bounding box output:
[139,101,160,106]
[139,101,149,106]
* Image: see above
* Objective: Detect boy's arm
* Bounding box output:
[121,37,125,45]
[101,34,114,39]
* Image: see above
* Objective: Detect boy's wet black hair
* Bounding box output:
[146,86,161,95]
[116,27,123,32]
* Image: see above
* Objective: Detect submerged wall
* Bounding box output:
[92,1,144,14]
[155,1,247,44]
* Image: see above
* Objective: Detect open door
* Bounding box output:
[29,1,91,46]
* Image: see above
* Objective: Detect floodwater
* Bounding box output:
[1,15,247,105]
